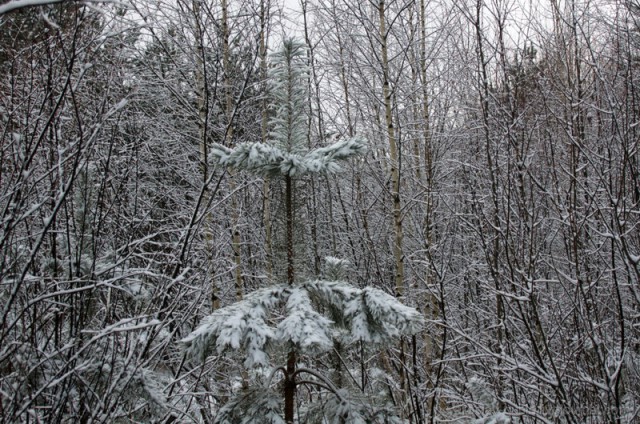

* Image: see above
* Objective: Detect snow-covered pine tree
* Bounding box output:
[181,39,423,423]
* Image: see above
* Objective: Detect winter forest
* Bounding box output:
[1,0,640,422]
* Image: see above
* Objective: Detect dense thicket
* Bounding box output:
[1,0,639,422]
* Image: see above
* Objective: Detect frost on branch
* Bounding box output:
[207,37,366,179]
[181,266,423,365]
[345,287,423,343]
[275,288,333,354]
[208,136,366,178]
[305,279,424,344]
[181,285,286,367]
[210,142,284,176]
[323,256,350,280]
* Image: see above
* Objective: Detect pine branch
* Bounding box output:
[208,136,366,177]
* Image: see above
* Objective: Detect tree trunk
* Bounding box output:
[260,0,273,281]
[378,0,407,412]
[284,175,296,424]
[378,0,404,299]
[284,173,296,424]
[191,0,220,310]
[221,0,244,301]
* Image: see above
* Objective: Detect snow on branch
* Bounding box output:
[0,0,66,14]
[182,257,422,366]
[0,0,120,15]
[308,136,367,162]
[275,288,333,354]
[358,287,424,340]
[305,279,424,344]
[209,136,366,177]
[181,285,286,367]
[304,279,360,313]
[210,143,285,176]
[342,286,424,343]
[322,256,350,280]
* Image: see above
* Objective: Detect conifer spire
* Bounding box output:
[182,39,422,424]
[208,37,366,178]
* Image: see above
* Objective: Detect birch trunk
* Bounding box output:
[377,0,405,299]
[377,0,407,413]
[221,0,244,301]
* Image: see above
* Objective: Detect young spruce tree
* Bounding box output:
[181,39,423,423]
